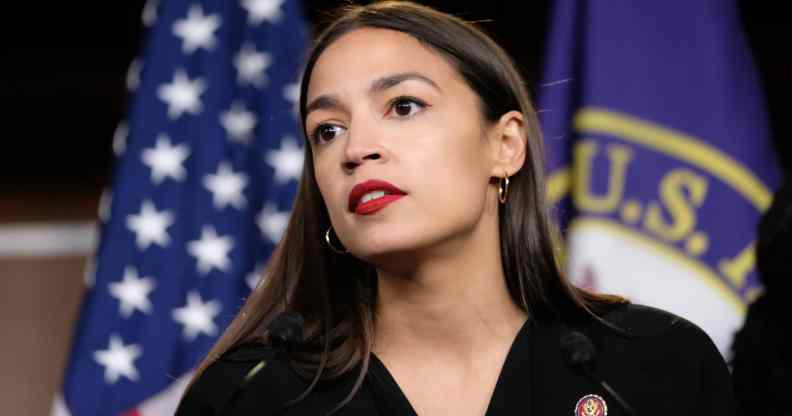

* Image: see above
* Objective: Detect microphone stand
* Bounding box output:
[560,331,638,416]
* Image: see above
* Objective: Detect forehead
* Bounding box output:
[307,28,460,99]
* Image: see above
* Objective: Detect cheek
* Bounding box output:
[313,155,343,218]
[414,130,492,218]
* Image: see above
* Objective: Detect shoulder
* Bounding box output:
[594,303,735,412]
[176,342,306,415]
[600,302,707,337]
[594,303,724,362]
[529,304,734,414]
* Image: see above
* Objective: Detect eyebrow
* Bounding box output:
[305,72,441,117]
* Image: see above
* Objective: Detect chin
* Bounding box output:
[346,227,403,250]
[349,233,438,271]
[351,237,411,259]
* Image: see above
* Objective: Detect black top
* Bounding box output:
[177,304,735,415]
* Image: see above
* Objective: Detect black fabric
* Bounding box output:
[731,177,792,415]
[176,304,735,415]
[367,354,418,415]
[731,294,792,415]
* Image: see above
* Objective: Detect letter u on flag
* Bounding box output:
[540,0,780,356]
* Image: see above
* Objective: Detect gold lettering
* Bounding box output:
[719,242,756,289]
[573,141,633,213]
[644,169,708,241]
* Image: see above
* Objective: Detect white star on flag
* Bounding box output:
[220,102,257,143]
[283,82,300,105]
[257,203,289,244]
[93,334,142,384]
[203,162,249,209]
[157,69,206,119]
[241,0,285,25]
[141,134,191,184]
[109,267,156,318]
[265,136,303,184]
[126,200,175,250]
[60,0,310,411]
[172,291,221,341]
[246,263,267,290]
[284,82,300,116]
[126,59,142,92]
[172,5,222,54]
[98,189,112,223]
[187,226,234,274]
[83,257,96,288]
[113,122,128,157]
[234,43,272,87]
[142,0,158,27]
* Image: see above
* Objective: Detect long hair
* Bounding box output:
[186,0,624,411]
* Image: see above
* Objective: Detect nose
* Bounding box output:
[342,121,386,172]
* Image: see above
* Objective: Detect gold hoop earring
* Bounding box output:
[325,226,348,254]
[498,174,510,204]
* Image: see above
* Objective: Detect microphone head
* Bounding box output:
[560,330,597,373]
[269,311,305,351]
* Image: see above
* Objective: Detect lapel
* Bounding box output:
[365,354,418,415]
[529,318,625,416]
[483,319,533,415]
[362,318,621,415]
[365,319,535,416]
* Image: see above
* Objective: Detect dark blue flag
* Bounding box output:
[539,0,780,356]
[54,0,309,414]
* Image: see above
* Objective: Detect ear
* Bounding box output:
[488,110,527,178]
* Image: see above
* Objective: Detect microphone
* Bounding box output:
[238,311,304,385]
[220,312,305,415]
[560,331,637,416]
[269,311,305,352]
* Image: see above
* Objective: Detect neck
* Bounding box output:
[371,212,527,364]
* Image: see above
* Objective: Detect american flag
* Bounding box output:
[54,0,308,414]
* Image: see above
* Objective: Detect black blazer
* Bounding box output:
[177,304,735,415]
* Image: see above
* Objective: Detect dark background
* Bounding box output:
[2,1,788,204]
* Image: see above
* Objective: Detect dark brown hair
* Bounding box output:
[187,1,624,412]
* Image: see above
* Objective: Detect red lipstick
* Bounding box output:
[348,179,406,215]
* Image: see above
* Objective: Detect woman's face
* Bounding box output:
[305,28,503,265]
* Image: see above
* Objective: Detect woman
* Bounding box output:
[177,2,733,415]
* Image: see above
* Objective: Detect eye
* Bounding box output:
[388,96,427,118]
[310,123,346,144]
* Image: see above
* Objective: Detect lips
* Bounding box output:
[348,179,407,215]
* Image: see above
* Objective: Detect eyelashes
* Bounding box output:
[311,124,345,145]
[309,96,429,145]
